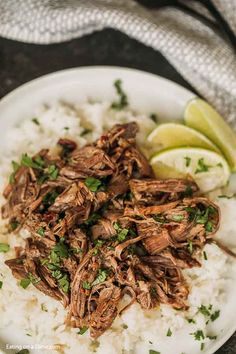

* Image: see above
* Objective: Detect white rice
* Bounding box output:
[0,102,235,354]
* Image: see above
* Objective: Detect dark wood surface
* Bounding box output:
[0,28,235,354]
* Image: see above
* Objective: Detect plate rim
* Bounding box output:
[0,65,234,354]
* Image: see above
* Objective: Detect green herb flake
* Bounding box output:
[195,158,212,174]
[111,79,128,110]
[150,113,158,123]
[0,243,10,253]
[191,329,205,341]
[210,310,220,322]
[32,117,40,125]
[0,281,3,289]
[187,240,193,254]
[203,251,208,260]
[10,220,19,231]
[217,162,223,168]
[52,239,70,259]
[48,165,59,180]
[37,227,45,237]
[218,194,235,199]
[82,281,92,290]
[78,326,88,335]
[41,303,48,312]
[153,214,166,224]
[184,156,191,167]
[182,185,193,197]
[21,153,45,170]
[187,318,196,324]
[58,274,70,293]
[205,221,213,233]
[149,350,161,354]
[92,269,109,287]
[85,177,102,192]
[207,335,217,340]
[122,324,128,329]
[200,343,204,351]
[171,214,184,222]
[198,305,211,317]
[20,278,31,289]
[166,328,172,337]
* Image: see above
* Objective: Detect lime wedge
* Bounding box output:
[150,147,230,192]
[184,98,236,171]
[151,161,187,179]
[147,123,220,153]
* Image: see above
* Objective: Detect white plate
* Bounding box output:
[0,66,235,354]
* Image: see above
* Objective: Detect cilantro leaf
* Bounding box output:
[111,79,128,110]
[78,326,88,335]
[85,177,102,192]
[0,243,10,253]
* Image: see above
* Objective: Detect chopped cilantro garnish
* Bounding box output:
[184,156,191,167]
[58,274,70,293]
[53,238,70,259]
[84,213,100,226]
[48,164,59,180]
[149,350,160,354]
[92,269,109,286]
[21,153,44,169]
[32,117,40,125]
[114,222,129,242]
[187,240,193,254]
[187,318,196,324]
[205,221,213,233]
[42,189,60,206]
[153,214,166,223]
[82,281,92,290]
[0,281,3,289]
[171,214,184,222]
[195,158,212,174]
[111,79,128,110]
[41,303,48,312]
[122,324,128,329]
[85,177,102,192]
[203,251,208,260]
[20,273,40,289]
[207,335,217,340]
[37,227,45,237]
[198,305,211,317]
[20,278,31,289]
[150,113,158,123]
[200,343,204,351]
[10,220,19,231]
[182,185,193,197]
[78,326,88,335]
[166,328,172,337]
[210,310,220,322]
[191,329,205,341]
[0,243,10,253]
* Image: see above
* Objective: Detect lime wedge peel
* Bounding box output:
[184,98,236,171]
[147,123,220,154]
[150,147,230,193]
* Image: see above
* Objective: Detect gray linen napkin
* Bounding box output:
[0,0,236,128]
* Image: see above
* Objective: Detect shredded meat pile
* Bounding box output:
[2,122,220,338]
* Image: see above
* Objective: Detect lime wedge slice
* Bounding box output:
[150,147,230,192]
[184,98,236,171]
[147,123,220,153]
[151,161,187,179]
